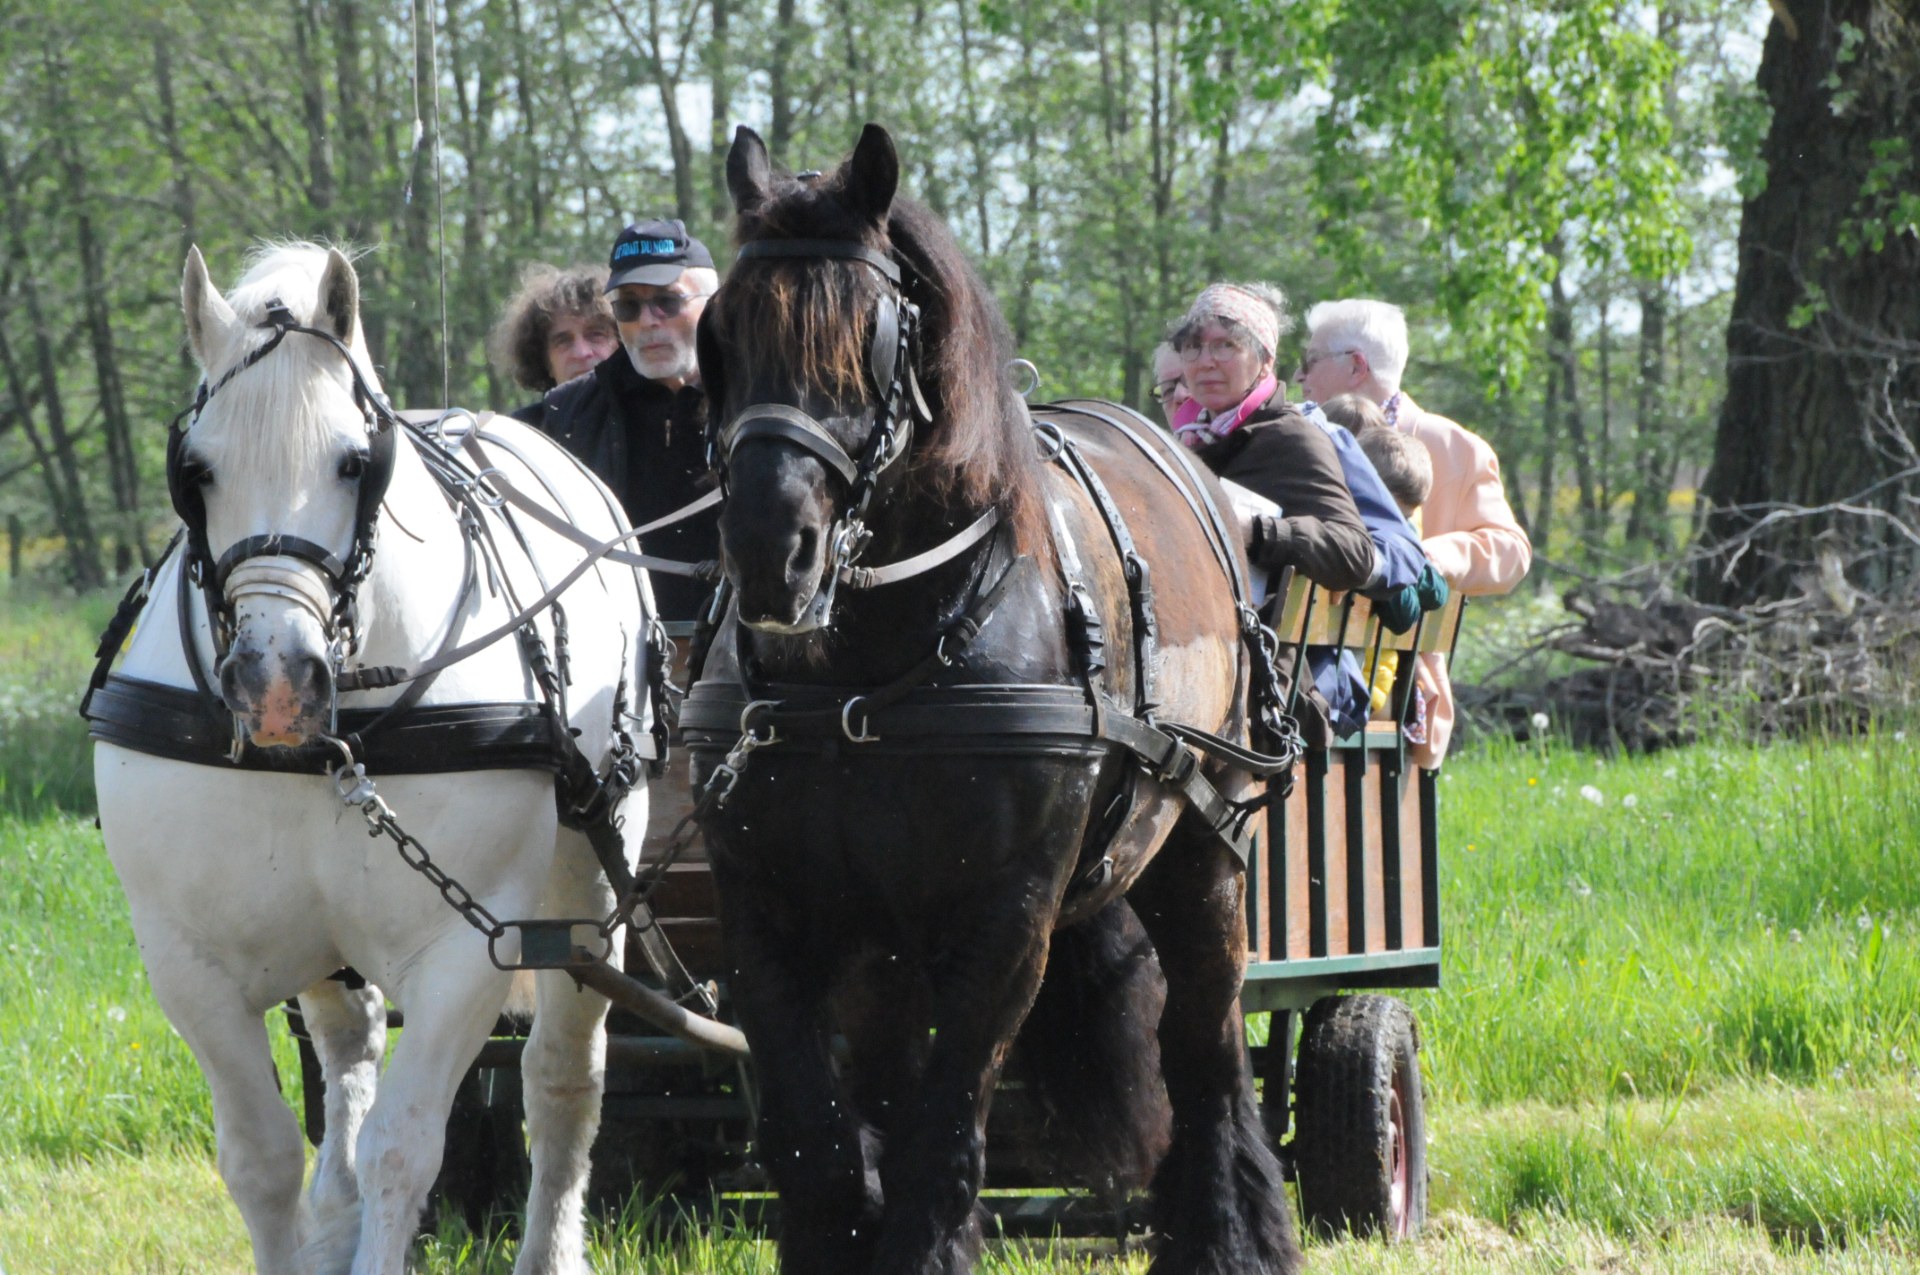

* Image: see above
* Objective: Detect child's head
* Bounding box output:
[1319,392,1387,435]
[1358,426,1432,518]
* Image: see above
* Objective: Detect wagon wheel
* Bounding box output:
[1291,994,1427,1241]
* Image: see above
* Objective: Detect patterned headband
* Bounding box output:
[1184,284,1280,361]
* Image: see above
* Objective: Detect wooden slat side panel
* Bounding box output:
[1399,764,1426,951]
[1245,806,1270,964]
[1359,757,1388,954]
[1283,773,1313,960]
[1321,755,1350,957]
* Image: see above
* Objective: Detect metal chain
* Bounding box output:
[317,707,777,962]
[324,739,507,942]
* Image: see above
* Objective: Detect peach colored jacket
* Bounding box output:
[1392,394,1531,768]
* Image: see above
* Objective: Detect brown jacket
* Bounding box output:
[1190,390,1374,591]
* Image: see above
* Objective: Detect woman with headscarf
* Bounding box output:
[1171,282,1373,591]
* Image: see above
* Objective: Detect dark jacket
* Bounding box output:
[1190,390,1375,591]
[525,352,719,622]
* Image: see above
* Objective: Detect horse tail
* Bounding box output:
[1010,898,1171,1200]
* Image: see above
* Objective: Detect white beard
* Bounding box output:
[624,337,698,385]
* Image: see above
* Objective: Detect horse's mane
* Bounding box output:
[189,242,376,486]
[718,173,1048,554]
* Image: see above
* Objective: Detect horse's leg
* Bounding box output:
[1129,827,1301,1275]
[723,897,878,1275]
[138,925,309,1275]
[870,888,1056,1275]
[513,827,616,1275]
[348,941,509,1275]
[296,977,387,1272]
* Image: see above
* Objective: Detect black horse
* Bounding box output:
[686,123,1301,1275]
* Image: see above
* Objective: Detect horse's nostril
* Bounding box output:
[786,527,820,587]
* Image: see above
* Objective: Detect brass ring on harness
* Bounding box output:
[841,696,881,744]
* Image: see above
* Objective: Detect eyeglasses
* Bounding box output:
[1150,377,1185,403]
[1179,338,1246,364]
[1297,348,1355,375]
[610,291,711,323]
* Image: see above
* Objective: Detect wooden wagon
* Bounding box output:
[288,572,1465,1242]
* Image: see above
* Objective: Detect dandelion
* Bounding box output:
[1530,711,1550,732]
[1858,912,1873,931]
[1789,928,1804,944]
[1621,794,1639,809]
[1896,731,1908,743]
[106,1006,127,1024]
[1662,767,1677,779]
[1579,784,1604,806]
[130,1042,141,1051]
[1569,875,1593,898]
[1528,777,1538,787]
[1894,1047,1908,1065]
[1466,843,1477,852]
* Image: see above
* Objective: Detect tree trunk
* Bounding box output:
[291,0,337,220]
[1696,0,1920,604]
[1627,279,1670,548]
[0,129,103,587]
[1535,352,1558,561]
[506,0,543,240]
[769,0,797,155]
[956,0,992,256]
[154,35,200,317]
[707,0,732,231]
[1548,249,1597,548]
[1205,49,1233,280]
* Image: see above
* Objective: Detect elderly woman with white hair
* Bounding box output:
[1171,282,1374,592]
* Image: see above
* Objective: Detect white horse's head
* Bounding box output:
[178,243,385,748]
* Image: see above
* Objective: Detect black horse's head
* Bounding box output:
[703,123,1042,634]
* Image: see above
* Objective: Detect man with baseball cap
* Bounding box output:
[528,218,720,620]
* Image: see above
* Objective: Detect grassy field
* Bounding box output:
[3,574,1919,1271]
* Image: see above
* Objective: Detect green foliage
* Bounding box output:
[1183,0,1695,389]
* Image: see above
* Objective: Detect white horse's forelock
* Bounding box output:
[190,241,377,488]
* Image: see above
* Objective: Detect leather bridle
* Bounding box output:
[710,237,994,629]
[165,298,399,666]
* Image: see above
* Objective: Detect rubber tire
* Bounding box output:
[1292,994,1428,1241]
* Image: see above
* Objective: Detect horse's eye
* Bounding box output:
[339,450,368,481]
[181,461,214,489]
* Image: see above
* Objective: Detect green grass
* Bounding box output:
[1416,732,1920,1108]
[0,573,112,818]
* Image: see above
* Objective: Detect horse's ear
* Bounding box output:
[181,245,235,368]
[842,124,898,227]
[317,248,359,344]
[728,126,772,214]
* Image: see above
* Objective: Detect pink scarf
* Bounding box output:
[1175,374,1278,449]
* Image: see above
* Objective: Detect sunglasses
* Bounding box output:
[610,291,710,323]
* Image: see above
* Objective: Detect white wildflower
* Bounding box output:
[1858,912,1874,932]
[106,1006,127,1024]
[1789,928,1804,944]
[1530,711,1550,732]
[1621,794,1639,809]
[1579,784,1604,806]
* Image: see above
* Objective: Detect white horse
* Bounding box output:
[93,243,648,1274]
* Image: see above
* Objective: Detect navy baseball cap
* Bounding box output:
[606,218,714,290]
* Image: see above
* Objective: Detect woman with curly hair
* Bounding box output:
[487,263,619,421]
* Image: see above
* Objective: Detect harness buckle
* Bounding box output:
[841,696,881,744]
